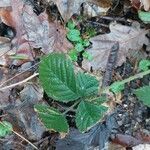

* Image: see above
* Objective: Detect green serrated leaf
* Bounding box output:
[76,72,99,97]
[76,101,108,132]
[0,121,12,137]
[134,85,150,107]
[139,59,150,71]
[82,39,90,47]
[87,94,107,105]
[68,49,78,61]
[75,43,84,52]
[83,51,93,61]
[39,53,80,102]
[34,104,69,132]
[110,81,125,93]
[67,20,76,29]
[138,10,150,23]
[67,29,81,42]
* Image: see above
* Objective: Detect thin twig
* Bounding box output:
[13,131,38,149]
[0,73,39,91]
[0,62,39,87]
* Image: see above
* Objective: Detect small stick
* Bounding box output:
[0,62,39,87]
[0,73,39,91]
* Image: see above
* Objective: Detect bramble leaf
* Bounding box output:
[82,39,90,47]
[138,11,150,23]
[76,72,99,97]
[134,85,150,107]
[83,51,93,61]
[68,49,78,61]
[67,20,76,29]
[67,29,81,42]
[39,53,80,102]
[138,59,150,71]
[75,101,108,132]
[110,81,124,93]
[34,104,69,132]
[75,43,84,52]
[87,95,107,105]
[0,121,12,137]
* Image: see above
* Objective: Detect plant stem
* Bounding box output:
[63,100,80,115]
[119,69,150,85]
[100,69,150,93]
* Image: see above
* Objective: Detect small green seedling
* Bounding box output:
[66,19,92,62]
[0,121,13,137]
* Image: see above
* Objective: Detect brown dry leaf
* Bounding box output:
[54,0,111,21]
[22,5,72,54]
[0,36,14,65]
[108,142,126,150]
[82,22,149,71]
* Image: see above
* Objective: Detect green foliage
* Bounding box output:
[139,59,150,71]
[0,121,13,137]
[38,52,150,134]
[67,20,76,29]
[110,81,125,93]
[87,95,107,105]
[67,29,81,42]
[68,49,78,61]
[76,72,99,97]
[34,104,69,132]
[83,51,93,61]
[66,19,92,62]
[39,53,80,102]
[85,26,96,37]
[75,43,84,52]
[75,101,107,132]
[138,11,150,23]
[38,53,107,133]
[134,86,150,107]
[82,39,90,47]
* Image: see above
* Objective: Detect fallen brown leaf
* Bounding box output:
[54,0,111,21]
[82,22,149,71]
[22,5,72,54]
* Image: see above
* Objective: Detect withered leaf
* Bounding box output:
[82,22,149,71]
[22,5,72,54]
[54,0,111,21]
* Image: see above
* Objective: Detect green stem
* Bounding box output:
[120,69,150,85]
[100,69,150,93]
[63,100,80,115]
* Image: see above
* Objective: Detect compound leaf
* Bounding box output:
[134,85,150,107]
[34,104,69,133]
[75,101,108,132]
[39,53,80,102]
[76,72,99,97]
